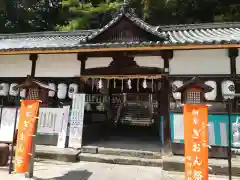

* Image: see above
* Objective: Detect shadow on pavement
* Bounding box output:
[37,170,92,180]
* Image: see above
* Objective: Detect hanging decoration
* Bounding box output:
[204,81,217,101]
[48,83,56,97]
[98,78,103,89]
[20,89,26,98]
[137,79,139,92]
[151,79,154,92]
[221,80,235,100]
[114,78,116,88]
[121,79,124,91]
[68,83,78,99]
[0,83,9,96]
[9,83,19,96]
[142,78,147,89]
[57,83,67,99]
[172,80,183,100]
[107,79,110,89]
[127,79,132,89]
[91,78,94,91]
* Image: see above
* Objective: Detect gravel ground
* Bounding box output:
[0,160,239,180]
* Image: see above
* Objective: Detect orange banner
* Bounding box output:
[184,104,208,180]
[15,100,40,173]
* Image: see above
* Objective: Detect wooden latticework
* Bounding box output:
[26,88,39,100]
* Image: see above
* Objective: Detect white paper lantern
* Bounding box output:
[0,83,9,96]
[204,81,217,100]
[20,89,26,98]
[172,80,183,100]
[68,83,78,99]
[9,83,19,96]
[221,80,235,100]
[48,83,56,97]
[57,83,67,99]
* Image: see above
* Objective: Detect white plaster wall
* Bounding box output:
[35,54,80,77]
[135,56,164,68]
[170,49,230,74]
[0,54,31,77]
[86,57,112,69]
[236,48,240,74]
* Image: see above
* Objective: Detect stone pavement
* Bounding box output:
[0,160,240,180]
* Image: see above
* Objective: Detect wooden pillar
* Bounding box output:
[77,53,88,92]
[29,54,38,77]
[78,53,87,75]
[228,48,238,76]
[160,50,173,145]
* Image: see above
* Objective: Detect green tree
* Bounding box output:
[57,0,121,30]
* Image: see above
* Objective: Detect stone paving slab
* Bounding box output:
[0,161,240,180]
[163,155,240,176]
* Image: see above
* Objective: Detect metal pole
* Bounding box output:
[227,100,232,180]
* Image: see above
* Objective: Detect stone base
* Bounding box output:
[0,144,9,166]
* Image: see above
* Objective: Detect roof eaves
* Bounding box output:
[0,29,96,40]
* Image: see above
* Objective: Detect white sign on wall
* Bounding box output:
[37,108,63,134]
[68,93,85,149]
[173,114,184,140]
[0,108,19,142]
[57,106,70,148]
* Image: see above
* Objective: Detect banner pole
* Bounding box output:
[25,102,40,178]
[9,107,19,174]
[227,100,232,180]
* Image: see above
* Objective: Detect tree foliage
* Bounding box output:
[0,0,239,33]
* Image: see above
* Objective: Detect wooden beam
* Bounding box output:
[0,44,239,55]
[29,54,38,77]
[228,48,238,76]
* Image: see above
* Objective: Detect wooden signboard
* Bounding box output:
[14,100,40,173]
[184,104,208,180]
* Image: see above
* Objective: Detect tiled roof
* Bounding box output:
[161,22,240,45]
[0,22,239,52]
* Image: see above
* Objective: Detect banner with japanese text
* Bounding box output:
[184,104,208,180]
[15,100,40,173]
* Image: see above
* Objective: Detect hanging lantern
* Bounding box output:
[68,83,78,99]
[0,83,9,96]
[172,80,183,100]
[221,80,235,100]
[127,79,132,89]
[204,81,217,100]
[48,83,56,97]
[20,89,26,98]
[142,78,147,89]
[57,83,67,99]
[9,83,19,96]
[98,79,103,89]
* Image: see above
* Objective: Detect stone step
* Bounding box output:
[81,146,162,159]
[79,153,163,167]
[35,145,80,162]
